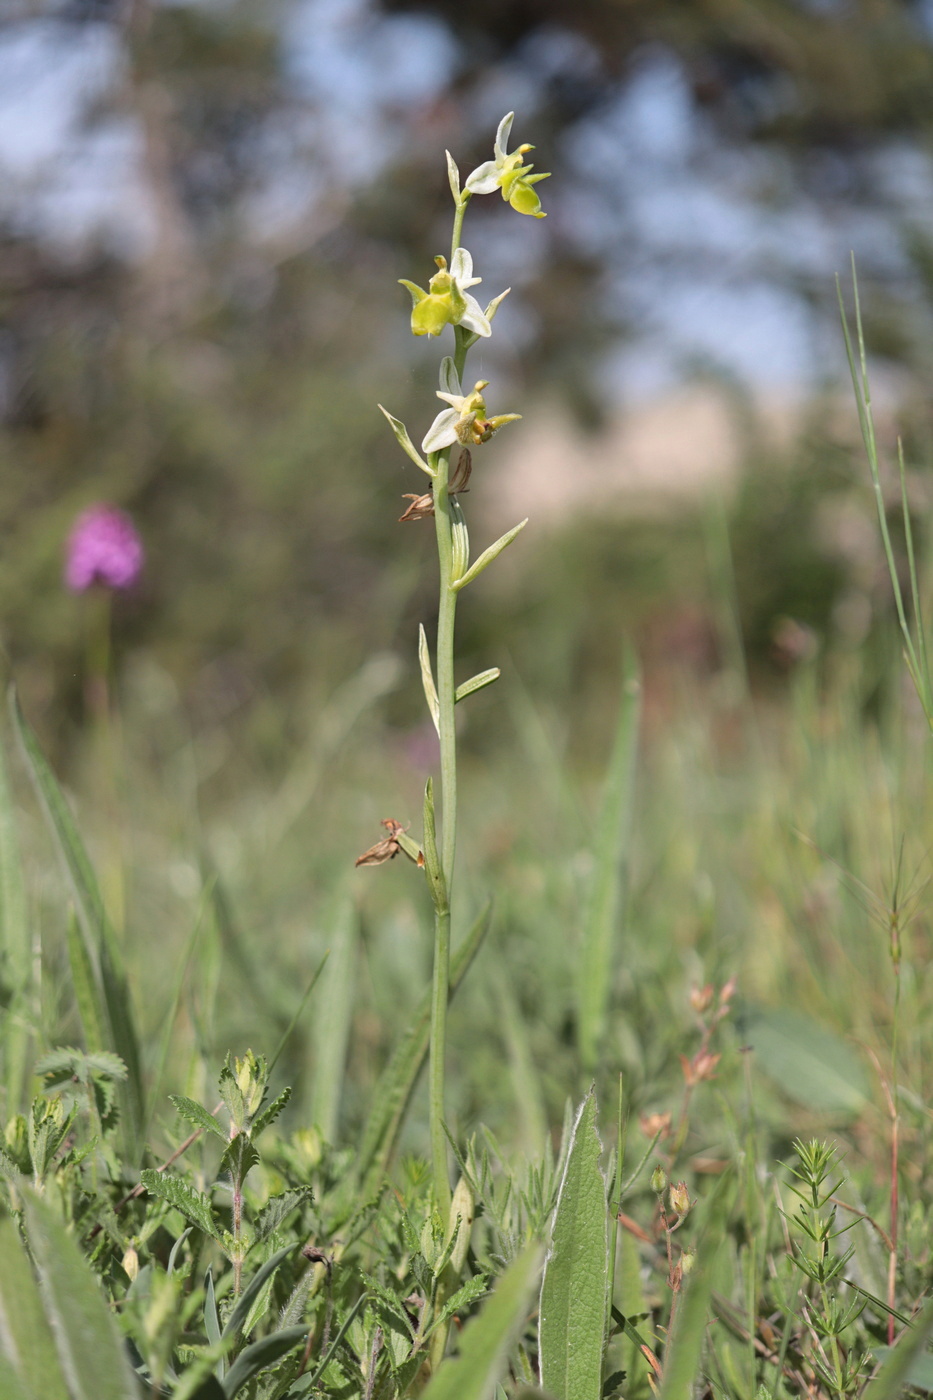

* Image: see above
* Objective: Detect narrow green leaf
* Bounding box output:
[0,1215,70,1400]
[445,152,460,202]
[455,669,500,704]
[539,1087,609,1400]
[21,1187,140,1400]
[10,688,143,1153]
[0,723,31,1113]
[450,519,527,592]
[221,1326,308,1398]
[422,777,448,914]
[306,1293,368,1388]
[357,902,491,1189]
[223,1244,296,1342]
[420,1246,543,1400]
[657,1247,719,1400]
[378,405,434,477]
[578,650,640,1071]
[419,625,440,734]
[741,1006,869,1115]
[311,894,356,1143]
[66,910,107,1054]
[169,1095,227,1141]
[862,1293,933,1400]
[140,1169,221,1241]
[250,1085,292,1138]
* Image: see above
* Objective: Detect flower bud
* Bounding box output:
[650,1165,667,1194]
[669,1181,691,1216]
[690,984,714,1015]
[681,1246,697,1275]
[122,1246,139,1281]
[447,1176,474,1276]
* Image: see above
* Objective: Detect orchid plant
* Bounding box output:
[362,112,549,1214]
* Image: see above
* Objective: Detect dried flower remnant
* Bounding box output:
[679,1048,721,1087]
[398,451,472,522]
[65,505,144,593]
[639,1110,672,1141]
[355,819,424,868]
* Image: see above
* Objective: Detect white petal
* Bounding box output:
[459,294,491,338]
[465,161,501,194]
[450,247,480,288]
[494,112,514,161]
[435,390,466,409]
[422,408,460,453]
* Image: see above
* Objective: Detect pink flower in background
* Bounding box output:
[65,505,144,593]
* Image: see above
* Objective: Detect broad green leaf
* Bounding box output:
[21,1188,139,1400]
[578,649,640,1071]
[741,1006,869,1114]
[218,1132,260,1183]
[420,1246,542,1400]
[0,1216,69,1400]
[221,1326,308,1397]
[0,722,31,1114]
[169,1095,227,1141]
[539,1088,609,1400]
[870,1347,933,1393]
[140,1169,221,1240]
[254,1188,312,1243]
[863,1293,933,1400]
[10,688,143,1153]
[357,902,491,1189]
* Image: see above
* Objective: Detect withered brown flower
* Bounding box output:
[355,819,424,868]
[398,450,472,522]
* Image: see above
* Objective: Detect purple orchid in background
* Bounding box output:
[65,505,144,593]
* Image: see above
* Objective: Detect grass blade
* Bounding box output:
[357,901,491,1190]
[538,1086,609,1400]
[861,1292,933,1400]
[21,1186,140,1400]
[578,649,641,1070]
[10,687,144,1154]
[310,894,357,1144]
[221,1326,308,1398]
[420,1245,543,1400]
[0,721,31,1114]
[656,1251,717,1400]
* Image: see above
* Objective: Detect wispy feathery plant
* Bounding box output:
[360,112,549,1217]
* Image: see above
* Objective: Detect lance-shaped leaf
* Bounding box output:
[538,1087,609,1400]
[141,1169,222,1241]
[451,519,527,592]
[455,669,500,704]
[422,778,448,915]
[169,1095,227,1141]
[450,498,470,582]
[445,150,461,202]
[378,406,435,477]
[222,1326,308,1398]
[419,625,440,733]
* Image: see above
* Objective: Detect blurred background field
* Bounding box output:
[3,0,933,1168]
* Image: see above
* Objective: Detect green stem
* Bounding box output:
[429,445,456,1217]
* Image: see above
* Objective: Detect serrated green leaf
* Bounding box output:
[21,1187,140,1400]
[141,1169,221,1241]
[219,1132,260,1183]
[170,1095,227,1141]
[357,902,490,1191]
[221,1326,309,1398]
[455,669,500,704]
[426,1274,488,1338]
[420,1246,542,1400]
[0,1215,70,1400]
[11,688,143,1155]
[539,1087,608,1400]
[254,1188,312,1243]
[251,1085,292,1139]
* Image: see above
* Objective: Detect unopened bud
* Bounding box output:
[650,1165,667,1194]
[681,1247,697,1275]
[122,1246,139,1281]
[669,1181,691,1216]
[690,984,714,1014]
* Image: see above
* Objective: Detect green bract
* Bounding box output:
[464,111,551,218]
[399,247,492,339]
